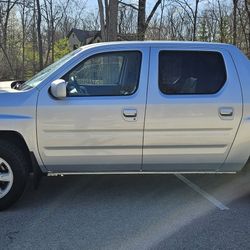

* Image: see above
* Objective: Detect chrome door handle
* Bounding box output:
[219,108,234,118]
[123,109,137,121]
[123,109,137,117]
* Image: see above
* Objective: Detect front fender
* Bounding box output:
[0,88,46,172]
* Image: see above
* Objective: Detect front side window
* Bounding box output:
[159,51,227,95]
[64,51,141,96]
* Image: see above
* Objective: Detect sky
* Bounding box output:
[83,0,217,16]
[85,0,156,12]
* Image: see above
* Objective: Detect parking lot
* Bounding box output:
[1,163,250,250]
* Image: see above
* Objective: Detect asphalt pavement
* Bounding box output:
[1,163,250,250]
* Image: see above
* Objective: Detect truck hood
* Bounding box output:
[0,81,20,93]
[0,82,38,113]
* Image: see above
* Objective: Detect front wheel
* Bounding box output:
[0,140,28,211]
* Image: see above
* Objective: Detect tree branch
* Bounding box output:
[145,0,161,28]
[118,1,138,11]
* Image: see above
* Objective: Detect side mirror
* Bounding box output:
[50,79,67,99]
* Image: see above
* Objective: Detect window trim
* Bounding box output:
[158,50,227,96]
[63,50,142,97]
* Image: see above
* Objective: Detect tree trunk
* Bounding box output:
[105,0,109,40]
[21,7,25,79]
[3,0,12,50]
[97,0,106,41]
[137,0,162,41]
[0,44,15,78]
[193,0,199,41]
[108,0,118,41]
[51,24,55,63]
[36,0,43,70]
[233,0,238,45]
[137,0,146,40]
[32,0,37,75]
[217,0,224,43]
[49,0,55,63]
[97,0,118,42]
[158,0,165,39]
[245,0,250,56]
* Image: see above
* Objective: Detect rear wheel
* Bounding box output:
[0,140,29,211]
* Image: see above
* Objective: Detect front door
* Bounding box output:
[143,47,243,172]
[37,48,149,172]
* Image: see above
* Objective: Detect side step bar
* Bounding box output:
[47,171,236,177]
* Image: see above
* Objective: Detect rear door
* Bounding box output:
[142,47,243,172]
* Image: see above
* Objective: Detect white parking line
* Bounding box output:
[175,174,229,211]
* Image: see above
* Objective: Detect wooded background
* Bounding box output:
[0,0,249,81]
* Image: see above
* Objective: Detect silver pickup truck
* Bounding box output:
[0,41,249,210]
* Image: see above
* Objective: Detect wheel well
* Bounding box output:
[0,131,32,172]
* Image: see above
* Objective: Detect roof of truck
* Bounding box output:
[80,40,234,50]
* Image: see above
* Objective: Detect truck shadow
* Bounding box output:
[18,160,250,210]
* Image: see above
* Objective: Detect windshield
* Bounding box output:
[20,48,82,90]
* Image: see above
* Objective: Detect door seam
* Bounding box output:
[140,46,151,171]
[217,49,244,171]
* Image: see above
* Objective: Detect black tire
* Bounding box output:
[0,140,29,211]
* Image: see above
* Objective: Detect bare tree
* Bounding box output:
[245,0,250,55]
[0,0,18,50]
[19,0,33,78]
[108,0,118,41]
[233,0,239,45]
[137,0,162,40]
[137,0,146,40]
[98,0,106,40]
[118,2,137,34]
[193,0,200,40]
[1,0,250,81]
[0,0,18,78]
[158,0,167,39]
[43,0,66,64]
[97,0,118,41]
[174,0,202,41]
[36,0,43,70]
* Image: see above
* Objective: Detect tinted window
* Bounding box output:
[63,51,141,96]
[159,51,227,95]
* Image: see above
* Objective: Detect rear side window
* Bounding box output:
[159,51,227,95]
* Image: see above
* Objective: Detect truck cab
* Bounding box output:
[0,41,249,210]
